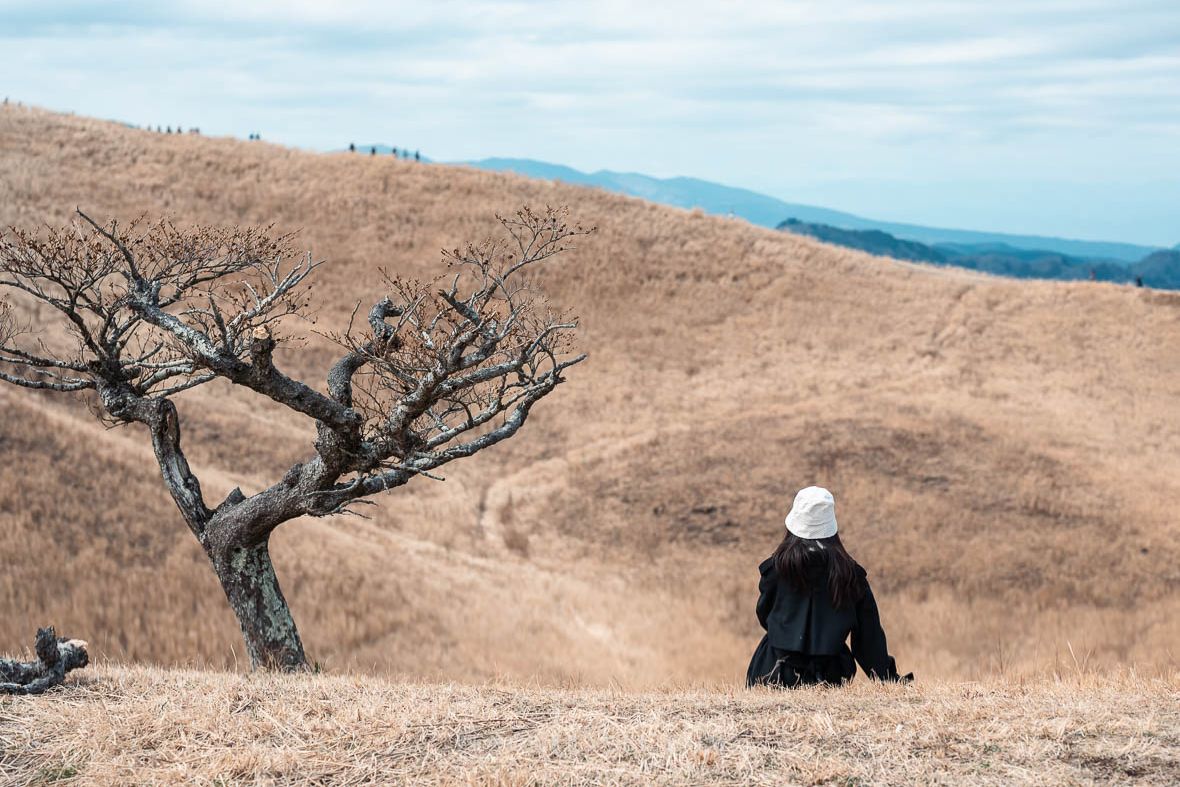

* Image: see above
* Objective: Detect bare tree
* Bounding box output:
[0,207,590,670]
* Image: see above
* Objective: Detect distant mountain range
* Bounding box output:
[778,219,1180,290]
[464,158,1164,264]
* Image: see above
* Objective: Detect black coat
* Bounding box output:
[746,551,904,686]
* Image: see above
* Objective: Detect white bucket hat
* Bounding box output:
[784,486,838,539]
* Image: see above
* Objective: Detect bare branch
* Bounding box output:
[306,205,593,513]
[0,214,361,429]
[75,208,142,280]
[0,369,93,391]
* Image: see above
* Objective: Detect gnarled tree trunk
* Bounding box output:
[138,395,308,671]
[212,540,307,671]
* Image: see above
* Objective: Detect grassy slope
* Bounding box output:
[1,104,1180,684]
[0,666,1177,785]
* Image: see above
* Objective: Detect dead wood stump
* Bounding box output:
[0,627,89,695]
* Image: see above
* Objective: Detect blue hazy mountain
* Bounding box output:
[464,158,1161,263]
[465,158,861,228]
[1132,249,1180,288]
[778,219,1180,290]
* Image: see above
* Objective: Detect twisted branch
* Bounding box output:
[0,627,90,695]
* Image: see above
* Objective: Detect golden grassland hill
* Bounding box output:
[1,666,1178,785]
[1,103,1179,684]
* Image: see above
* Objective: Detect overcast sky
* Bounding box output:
[4,1,1178,246]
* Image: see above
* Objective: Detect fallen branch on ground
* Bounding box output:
[0,627,89,695]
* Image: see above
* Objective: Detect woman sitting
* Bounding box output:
[747,486,911,687]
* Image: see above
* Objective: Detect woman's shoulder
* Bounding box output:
[852,563,873,599]
[758,555,776,576]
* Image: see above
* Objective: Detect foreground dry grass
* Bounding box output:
[1,666,1177,786]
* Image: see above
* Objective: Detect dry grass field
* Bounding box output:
[0,666,1177,785]
[1,103,1179,688]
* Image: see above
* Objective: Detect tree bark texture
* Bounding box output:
[212,540,307,671]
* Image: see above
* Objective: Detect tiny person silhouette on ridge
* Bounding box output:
[747,486,912,687]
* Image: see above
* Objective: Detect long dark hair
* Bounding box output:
[772,532,865,609]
